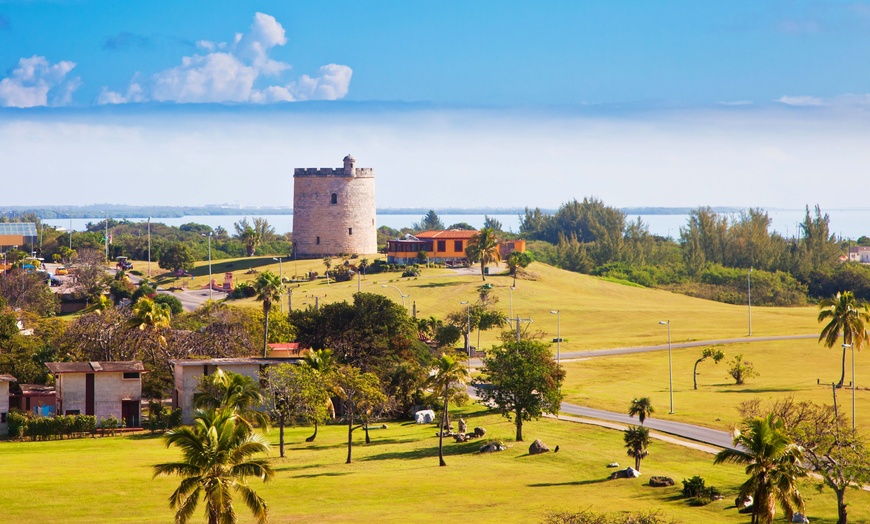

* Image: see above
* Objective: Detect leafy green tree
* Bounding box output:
[693,347,725,390]
[483,215,503,232]
[153,294,184,315]
[158,242,194,273]
[0,271,60,316]
[506,251,534,286]
[628,397,654,426]
[818,291,870,388]
[153,408,274,524]
[194,369,268,431]
[234,218,261,257]
[413,210,444,231]
[623,425,650,471]
[465,227,500,281]
[263,364,331,458]
[252,271,283,358]
[335,365,386,464]
[473,339,565,441]
[714,414,806,524]
[301,348,338,442]
[446,222,474,230]
[728,353,758,385]
[427,354,469,466]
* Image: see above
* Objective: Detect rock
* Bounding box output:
[608,467,641,479]
[735,495,753,509]
[474,427,486,437]
[453,433,468,443]
[529,439,551,455]
[792,513,809,524]
[458,418,467,434]
[479,442,506,453]
[606,462,620,468]
[648,476,675,487]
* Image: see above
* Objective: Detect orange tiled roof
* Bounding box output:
[415,230,478,240]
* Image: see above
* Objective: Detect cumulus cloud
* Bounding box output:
[99,12,352,105]
[0,55,81,108]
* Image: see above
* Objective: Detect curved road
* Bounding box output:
[560,334,816,360]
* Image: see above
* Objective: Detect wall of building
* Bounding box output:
[0,381,9,436]
[293,164,377,257]
[174,363,262,425]
[58,373,141,423]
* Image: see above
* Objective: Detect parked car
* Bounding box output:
[50,277,62,287]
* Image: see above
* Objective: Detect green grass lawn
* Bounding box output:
[561,338,869,433]
[195,257,819,352]
[3,404,864,523]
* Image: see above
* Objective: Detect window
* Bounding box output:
[123,372,140,380]
[316,236,321,245]
[348,227,353,235]
[437,240,446,252]
[331,193,338,205]
[65,410,80,415]
[454,240,463,252]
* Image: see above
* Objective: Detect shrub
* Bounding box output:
[542,509,674,524]
[402,266,421,277]
[147,400,182,433]
[681,476,720,506]
[153,293,184,315]
[728,353,758,385]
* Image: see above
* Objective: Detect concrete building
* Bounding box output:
[172,357,302,424]
[45,361,145,428]
[0,374,15,436]
[292,155,377,257]
[848,246,870,263]
[386,230,526,266]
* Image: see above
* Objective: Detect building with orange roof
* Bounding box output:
[386,230,525,266]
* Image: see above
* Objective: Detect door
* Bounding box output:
[85,374,94,416]
[121,400,139,428]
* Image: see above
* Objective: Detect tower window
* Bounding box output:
[331,193,338,205]
[316,236,320,245]
[348,228,353,235]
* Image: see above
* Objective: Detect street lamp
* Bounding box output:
[272,257,283,312]
[659,320,674,414]
[845,343,856,431]
[460,301,471,358]
[380,284,409,310]
[202,233,213,302]
[747,267,752,336]
[550,310,561,368]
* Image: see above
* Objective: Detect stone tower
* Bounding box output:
[292,155,377,257]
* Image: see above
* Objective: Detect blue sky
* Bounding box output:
[2,2,870,210]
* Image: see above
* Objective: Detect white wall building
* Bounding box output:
[45,361,145,428]
[0,374,15,436]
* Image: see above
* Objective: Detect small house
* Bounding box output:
[9,384,57,417]
[0,374,15,436]
[45,361,146,428]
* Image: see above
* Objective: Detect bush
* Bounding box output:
[542,510,674,524]
[681,476,720,506]
[9,412,97,441]
[153,293,184,315]
[728,353,758,385]
[146,400,182,433]
[402,266,421,277]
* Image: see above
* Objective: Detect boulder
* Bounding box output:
[474,427,487,437]
[606,462,620,468]
[479,442,506,453]
[735,495,753,509]
[453,433,469,443]
[414,410,436,424]
[529,439,550,455]
[608,467,641,480]
[458,418,467,434]
[648,476,675,487]
[792,513,809,524]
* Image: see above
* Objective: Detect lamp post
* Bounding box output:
[659,320,674,414]
[550,310,561,368]
[380,284,409,310]
[272,256,283,312]
[202,232,213,302]
[747,267,752,336]
[147,217,152,278]
[845,343,856,431]
[460,301,471,359]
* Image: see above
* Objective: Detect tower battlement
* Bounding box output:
[293,167,375,178]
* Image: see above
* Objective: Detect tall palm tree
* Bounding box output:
[153,408,274,524]
[253,271,283,358]
[130,297,172,348]
[623,425,650,471]
[465,227,500,281]
[426,354,469,466]
[301,348,337,442]
[194,369,269,431]
[628,397,654,426]
[818,291,870,388]
[714,414,806,524]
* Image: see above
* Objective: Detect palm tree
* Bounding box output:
[818,291,870,388]
[714,414,806,524]
[322,257,332,284]
[253,271,283,358]
[358,258,369,279]
[426,354,469,466]
[465,227,500,281]
[129,297,171,347]
[301,348,337,442]
[628,397,654,426]
[153,408,274,524]
[623,425,650,471]
[194,369,269,431]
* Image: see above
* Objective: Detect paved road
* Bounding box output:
[559,334,817,360]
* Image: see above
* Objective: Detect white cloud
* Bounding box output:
[0,55,81,108]
[777,95,825,106]
[100,12,351,105]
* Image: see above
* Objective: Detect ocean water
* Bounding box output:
[42,209,870,241]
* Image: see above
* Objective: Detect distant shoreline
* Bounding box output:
[1,205,758,219]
